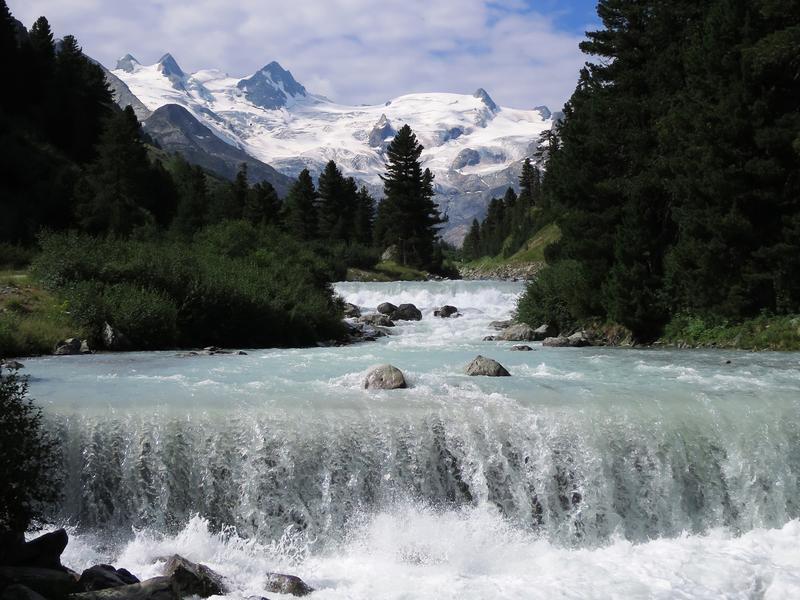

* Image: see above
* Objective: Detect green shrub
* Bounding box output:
[0,243,36,269]
[0,367,61,530]
[32,230,345,350]
[516,260,594,332]
[102,284,178,349]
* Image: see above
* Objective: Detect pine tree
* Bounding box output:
[316,160,348,240]
[283,169,318,241]
[244,180,281,227]
[462,219,481,260]
[172,156,209,236]
[375,125,444,267]
[353,185,376,245]
[75,106,158,234]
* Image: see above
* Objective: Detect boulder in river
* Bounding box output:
[465,356,511,377]
[364,364,407,389]
[482,335,496,341]
[489,320,512,330]
[0,528,68,570]
[69,577,177,600]
[80,340,93,355]
[510,345,534,351]
[434,305,459,318]
[543,331,592,348]
[392,303,422,321]
[542,336,570,347]
[496,324,538,341]
[377,302,398,315]
[358,314,395,327]
[162,555,225,598]
[53,338,81,356]
[343,303,361,318]
[1,360,24,370]
[78,565,140,592]
[265,573,314,597]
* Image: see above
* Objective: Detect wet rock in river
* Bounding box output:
[265,573,314,597]
[78,565,140,592]
[377,302,397,315]
[162,555,226,598]
[364,364,407,389]
[465,356,511,377]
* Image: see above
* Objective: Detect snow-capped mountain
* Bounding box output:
[110,54,554,243]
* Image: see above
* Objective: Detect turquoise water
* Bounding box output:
[23,280,800,599]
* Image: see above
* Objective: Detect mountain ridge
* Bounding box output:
[109,54,553,243]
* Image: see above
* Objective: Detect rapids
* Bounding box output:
[22,280,800,599]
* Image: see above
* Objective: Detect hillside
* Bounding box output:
[460,222,560,280]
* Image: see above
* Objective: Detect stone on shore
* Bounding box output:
[102,323,131,351]
[542,331,592,348]
[1,360,24,370]
[162,556,225,598]
[496,324,538,341]
[465,356,511,377]
[489,320,512,330]
[364,364,407,389]
[54,338,82,356]
[534,324,558,339]
[265,573,314,597]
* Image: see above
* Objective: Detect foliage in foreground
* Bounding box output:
[32,225,346,350]
[660,313,800,351]
[0,367,61,531]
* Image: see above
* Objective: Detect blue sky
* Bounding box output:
[10,1,600,111]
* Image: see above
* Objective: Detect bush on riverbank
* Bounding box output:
[660,313,800,351]
[32,225,346,350]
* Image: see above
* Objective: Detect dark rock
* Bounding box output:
[1,360,24,370]
[236,351,248,356]
[69,577,178,600]
[16,529,69,569]
[358,314,395,328]
[102,323,131,351]
[1,584,48,600]
[264,573,314,597]
[510,345,533,351]
[80,340,92,355]
[392,304,422,321]
[465,356,511,377]
[162,555,225,598]
[496,324,537,341]
[376,302,398,316]
[54,338,82,356]
[343,303,361,318]
[542,336,570,347]
[482,336,496,341]
[533,324,558,339]
[0,567,79,599]
[489,320,512,331]
[452,148,480,170]
[368,114,395,147]
[78,565,140,592]
[364,365,407,390]
[434,305,459,318]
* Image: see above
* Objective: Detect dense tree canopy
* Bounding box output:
[517,0,800,341]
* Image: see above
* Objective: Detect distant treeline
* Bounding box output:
[517,0,800,341]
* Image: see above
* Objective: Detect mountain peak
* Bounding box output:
[533,105,551,120]
[158,53,185,79]
[473,88,498,112]
[237,60,307,110]
[116,53,140,73]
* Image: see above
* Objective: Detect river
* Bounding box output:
[22,280,800,599]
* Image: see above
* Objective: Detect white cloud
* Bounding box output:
[9,0,586,110]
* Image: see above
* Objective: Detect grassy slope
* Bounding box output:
[346,261,430,282]
[658,313,800,351]
[464,223,561,271]
[0,270,82,358]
